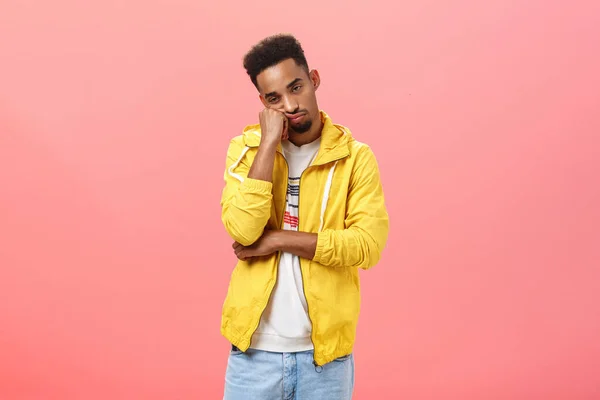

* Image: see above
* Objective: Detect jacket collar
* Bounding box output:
[241,110,351,166]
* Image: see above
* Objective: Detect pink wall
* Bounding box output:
[1,1,599,399]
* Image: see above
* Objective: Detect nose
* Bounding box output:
[282,95,299,114]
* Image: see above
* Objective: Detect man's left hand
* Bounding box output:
[232,230,280,261]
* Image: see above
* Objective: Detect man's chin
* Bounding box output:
[291,121,312,134]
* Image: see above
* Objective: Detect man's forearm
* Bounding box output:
[248,141,278,182]
[221,140,278,246]
[271,230,318,260]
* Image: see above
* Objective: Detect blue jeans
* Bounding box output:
[223,347,355,400]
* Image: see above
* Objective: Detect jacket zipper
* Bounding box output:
[297,164,319,366]
[252,152,320,365]
[247,149,347,366]
[247,152,288,350]
[298,151,350,366]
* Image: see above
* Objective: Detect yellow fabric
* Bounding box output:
[220,111,389,366]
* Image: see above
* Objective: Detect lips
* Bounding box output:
[288,113,305,123]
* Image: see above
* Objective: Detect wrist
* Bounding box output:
[260,135,280,148]
[267,229,285,252]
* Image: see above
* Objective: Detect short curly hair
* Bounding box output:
[243,33,309,89]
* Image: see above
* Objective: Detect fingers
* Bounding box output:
[232,242,242,255]
[259,108,288,144]
[233,242,251,261]
[282,118,289,141]
[274,110,288,140]
[236,251,250,261]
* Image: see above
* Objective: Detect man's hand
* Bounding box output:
[232,230,317,261]
[259,108,289,144]
[247,109,288,183]
[232,230,281,261]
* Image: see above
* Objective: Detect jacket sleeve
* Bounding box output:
[220,138,273,246]
[313,146,389,269]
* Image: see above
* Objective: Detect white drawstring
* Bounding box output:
[227,146,250,183]
[228,131,260,183]
[319,161,338,232]
[228,143,338,233]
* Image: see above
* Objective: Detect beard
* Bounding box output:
[290,118,312,134]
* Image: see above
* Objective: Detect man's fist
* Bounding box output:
[259,108,288,144]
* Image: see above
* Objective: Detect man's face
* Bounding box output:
[256,58,320,134]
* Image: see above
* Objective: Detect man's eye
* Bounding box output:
[292,86,301,92]
[268,97,278,103]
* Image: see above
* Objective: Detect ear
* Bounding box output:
[309,69,321,90]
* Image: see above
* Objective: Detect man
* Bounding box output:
[220,33,389,399]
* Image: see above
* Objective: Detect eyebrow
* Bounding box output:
[264,78,304,98]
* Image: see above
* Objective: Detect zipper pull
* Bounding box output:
[313,360,323,373]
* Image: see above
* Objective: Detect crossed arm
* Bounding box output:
[232,230,317,261]
[221,137,388,269]
[229,135,318,261]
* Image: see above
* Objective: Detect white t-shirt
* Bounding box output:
[250,137,321,352]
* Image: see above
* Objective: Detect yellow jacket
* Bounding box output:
[220,111,389,366]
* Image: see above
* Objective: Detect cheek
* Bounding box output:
[302,93,318,110]
[267,101,284,111]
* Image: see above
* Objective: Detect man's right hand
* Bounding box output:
[246,109,287,183]
[259,108,289,145]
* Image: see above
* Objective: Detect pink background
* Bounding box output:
[1,0,599,399]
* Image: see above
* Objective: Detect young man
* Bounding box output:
[220,34,389,399]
